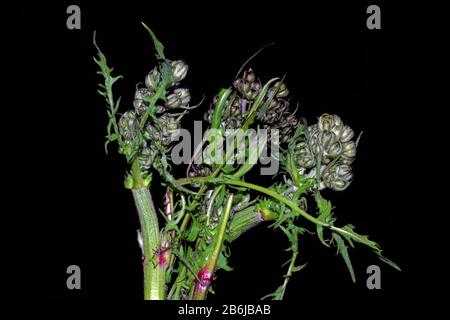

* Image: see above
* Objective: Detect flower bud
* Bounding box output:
[144,123,159,141]
[327,141,342,158]
[225,116,244,129]
[243,69,256,83]
[139,145,157,170]
[318,113,334,132]
[342,141,356,158]
[228,97,245,118]
[133,88,153,114]
[279,114,298,143]
[262,99,289,124]
[171,60,188,83]
[323,162,353,191]
[271,81,289,98]
[233,69,262,100]
[118,110,138,141]
[319,131,337,150]
[157,114,181,145]
[340,125,355,143]
[165,88,191,109]
[145,67,161,90]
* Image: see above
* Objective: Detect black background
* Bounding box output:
[3,1,447,300]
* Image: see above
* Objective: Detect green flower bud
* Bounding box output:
[165,88,191,109]
[318,113,333,131]
[171,60,188,83]
[293,141,316,169]
[319,131,337,150]
[271,81,289,98]
[318,114,344,137]
[340,125,355,143]
[327,141,343,158]
[323,162,353,191]
[124,174,134,189]
[342,140,356,159]
[340,155,355,165]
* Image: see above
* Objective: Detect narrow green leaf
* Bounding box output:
[211,88,232,130]
[141,22,165,60]
[333,233,356,283]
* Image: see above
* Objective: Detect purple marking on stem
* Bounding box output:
[157,247,170,267]
[194,267,212,295]
[257,210,264,222]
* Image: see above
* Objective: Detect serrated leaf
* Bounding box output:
[314,192,332,247]
[333,233,356,283]
[141,22,165,60]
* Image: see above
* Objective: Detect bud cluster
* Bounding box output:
[204,69,298,142]
[293,114,357,191]
[118,60,190,170]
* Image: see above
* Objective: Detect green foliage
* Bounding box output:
[97,24,400,300]
[93,31,123,154]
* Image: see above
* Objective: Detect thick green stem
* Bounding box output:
[132,188,164,300]
[228,206,277,241]
[131,160,164,300]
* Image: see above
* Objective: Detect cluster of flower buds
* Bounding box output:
[134,60,190,116]
[144,113,181,149]
[233,69,262,100]
[261,80,298,144]
[204,69,298,143]
[118,59,190,171]
[293,114,357,191]
[204,69,261,129]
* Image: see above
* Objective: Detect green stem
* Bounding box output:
[176,177,328,228]
[279,227,299,300]
[192,194,234,300]
[131,160,164,300]
[228,206,277,241]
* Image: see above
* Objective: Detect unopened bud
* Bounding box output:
[171,60,188,83]
[145,67,161,90]
[165,88,191,109]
